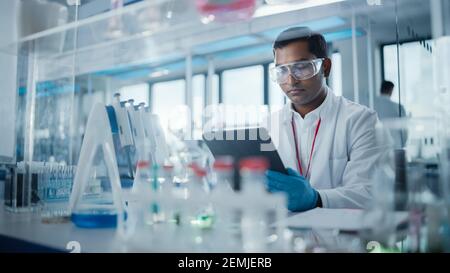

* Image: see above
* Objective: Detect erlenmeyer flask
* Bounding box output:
[69,103,125,229]
[70,144,124,228]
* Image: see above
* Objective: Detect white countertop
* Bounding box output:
[0,204,125,252]
[1,203,386,253]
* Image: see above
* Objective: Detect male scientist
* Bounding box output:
[265,27,388,212]
[374,81,408,149]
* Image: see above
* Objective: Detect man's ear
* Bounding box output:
[323,58,332,78]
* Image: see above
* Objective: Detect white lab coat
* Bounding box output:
[264,87,391,209]
[374,95,408,149]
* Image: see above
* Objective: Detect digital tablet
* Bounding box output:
[202,127,287,175]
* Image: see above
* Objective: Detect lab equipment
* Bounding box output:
[208,156,240,251]
[238,157,287,252]
[0,168,5,202]
[186,163,214,229]
[269,58,325,84]
[69,102,125,230]
[360,123,397,249]
[174,140,210,185]
[377,117,449,252]
[266,168,319,212]
[38,163,76,218]
[3,160,75,216]
[120,153,289,252]
[211,156,234,192]
[127,101,147,162]
[4,163,27,211]
[122,160,151,241]
[66,92,289,250]
[176,164,215,251]
[161,164,175,185]
[404,163,436,252]
[394,148,408,210]
[124,161,188,251]
[142,107,169,166]
[133,161,166,226]
[3,161,42,212]
[195,0,258,23]
[434,37,450,252]
[439,138,450,252]
[111,93,136,183]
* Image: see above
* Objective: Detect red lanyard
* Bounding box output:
[291,115,321,179]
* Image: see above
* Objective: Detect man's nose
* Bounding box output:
[286,72,299,85]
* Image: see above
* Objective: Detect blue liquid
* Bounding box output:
[120,177,134,189]
[71,209,119,228]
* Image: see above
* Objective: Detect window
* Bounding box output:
[119,83,149,106]
[192,74,205,139]
[151,79,186,133]
[383,40,434,118]
[211,74,219,105]
[221,66,265,128]
[330,52,343,97]
[268,63,286,111]
[383,45,400,103]
[222,65,264,105]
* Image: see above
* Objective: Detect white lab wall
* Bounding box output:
[0,1,19,163]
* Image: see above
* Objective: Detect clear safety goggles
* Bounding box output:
[270,58,324,84]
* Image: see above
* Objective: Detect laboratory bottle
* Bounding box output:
[360,140,397,250]
[187,164,214,228]
[148,163,166,225]
[209,156,242,251]
[211,156,234,193]
[238,157,271,252]
[132,160,164,226]
[239,157,269,195]
[154,163,178,226]
[131,160,151,194]
[160,164,174,191]
[157,164,178,226]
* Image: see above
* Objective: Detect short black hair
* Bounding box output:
[380,81,395,95]
[273,27,328,58]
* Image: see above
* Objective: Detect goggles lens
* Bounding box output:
[270,59,324,84]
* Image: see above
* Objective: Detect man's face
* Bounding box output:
[274,41,330,106]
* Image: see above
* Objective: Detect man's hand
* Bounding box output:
[266,168,319,212]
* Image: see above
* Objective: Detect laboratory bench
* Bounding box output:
[0,202,411,253]
[0,203,121,253]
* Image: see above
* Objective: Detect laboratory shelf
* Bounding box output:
[0,0,385,82]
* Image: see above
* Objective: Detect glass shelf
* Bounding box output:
[0,0,393,81]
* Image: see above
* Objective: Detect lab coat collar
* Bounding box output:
[282,85,333,126]
[379,94,392,101]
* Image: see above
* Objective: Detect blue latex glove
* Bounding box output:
[266,168,318,212]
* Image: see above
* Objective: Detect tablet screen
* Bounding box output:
[203,127,287,190]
